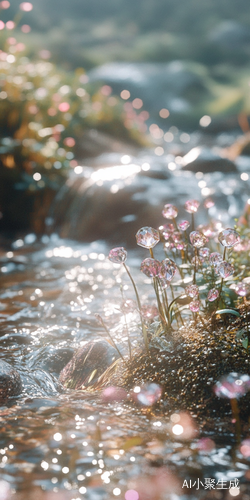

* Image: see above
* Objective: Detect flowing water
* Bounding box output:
[1,144,250,499]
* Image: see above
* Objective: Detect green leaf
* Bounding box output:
[242,338,248,349]
[236,328,247,339]
[215,309,241,317]
[122,436,143,451]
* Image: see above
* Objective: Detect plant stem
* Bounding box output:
[193,248,198,284]
[191,212,195,232]
[230,398,241,443]
[123,263,149,353]
[95,314,125,361]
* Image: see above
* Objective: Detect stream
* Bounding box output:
[1,141,250,499]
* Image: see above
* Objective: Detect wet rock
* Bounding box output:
[41,347,74,375]
[50,163,201,246]
[75,129,140,160]
[181,147,237,173]
[59,340,119,390]
[0,360,22,400]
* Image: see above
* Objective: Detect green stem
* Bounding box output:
[123,263,149,353]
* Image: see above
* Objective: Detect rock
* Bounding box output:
[50,162,202,246]
[181,147,237,173]
[0,360,22,400]
[59,340,119,390]
[41,347,74,375]
[75,129,140,160]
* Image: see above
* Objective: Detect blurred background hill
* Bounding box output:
[4,0,250,69]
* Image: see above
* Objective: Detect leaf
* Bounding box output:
[242,338,249,349]
[215,309,241,317]
[122,436,143,451]
[236,328,247,339]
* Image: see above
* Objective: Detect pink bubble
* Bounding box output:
[6,21,15,30]
[20,2,33,12]
[0,21,4,30]
[240,439,250,457]
[16,42,25,51]
[63,137,75,147]
[0,1,10,9]
[48,108,57,116]
[125,490,139,500]
[101,386,127,403]
[58,102,70,112]
[39,49,51,59]
[196,437,215,453]
[21,24,31,33]
[101,85,112,96]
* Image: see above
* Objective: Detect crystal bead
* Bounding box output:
[209,252,223,267]
[160,258,177,281]
[199,247,210,259]
[186,284,199,298]
[141,305,159,320]
[178,220,190,231]
[189,231,207,248]
[218,228,241,248]
[134,383,162,406]
[207,288,219,302]
[140,258,161,278]
[235,282,250,297]
[217,261,234,279]
[136,227,160,249]
[214,372,250,399]
[203,198,215,209]
[162,203,178,219]
[184,199,200,213]
[189,300,200,312]
[108,247,127,264]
